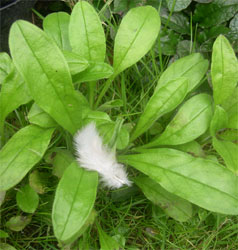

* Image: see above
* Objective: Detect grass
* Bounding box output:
[1,1,238,249]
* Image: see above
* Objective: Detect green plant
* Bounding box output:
[0,1,237,248]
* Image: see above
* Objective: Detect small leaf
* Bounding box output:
[52,149,75,178]
[194,1,238,28]
[6,215,31,231]
[28,103,57,128]
[29,170,48,194]
[16,184,39,213]
[134,176,193,222]
[97,223,120,250]
[113,6,160,74]
[143,94,213,147]
[73,62,113,83]
[166,0,192,12]
[52,161,98,244]
[119,148,238,215]
[211,35,238,105]
[131,77,188,141]
[213,137,238,175]
[210,105,228,136]
[0,243,16,250]
[0,125,54,191]
[69,1,106,62]
[43,12,71,50]
[156,53,209,92]
[172,140,204,157]
[0,65,31,131]
[0,52,13,84]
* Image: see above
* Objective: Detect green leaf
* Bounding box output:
[0,125,54,191]
[69,1,106,62]
[159,29,180,56]
[29,170,48,194]
[194,0,238,28]
[16,184,39,213]
[0,230,9,238]
[113,6,160,75]
[160,8,189,34]
[222,87,238,129]
[0,66,31,131]
[28,103,57,128]
[0,52,12,84]
[211,35,238,105]
[97,223,120,250]
[156,53,209,92]
[131,77,188,141]
[219,129,238,141]
[6,215,31,231]
[9,20,87,135]
[73,62,113,83]
[97,122,129,150]
[52,149,75,178]
[166,0,192,12]
[63,50,89,76]
[52,161,98,244]
[143,94,213,147]
[119,148,238,215]
[210,105,228,136]
[0,243,16,250]
[43,12,71,51]
[213,137,238,175]
[171,140,204,157]
[134,176,193,222]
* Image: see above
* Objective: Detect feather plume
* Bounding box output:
[74,123,131,189]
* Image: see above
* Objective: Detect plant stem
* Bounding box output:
[94,75,115,108]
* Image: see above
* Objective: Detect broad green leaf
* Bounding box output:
[194,0,238,28]
[16,184,39,213]
[211,35,238,105]
[28,103,57,128]
[73,62,113,83]
[97,223,120,250]
[119,148,238,215]
[0,191,6,207]
[69,1,106,62]
[156,53,209,92]
[220,129,238,141]
[114,0,141,13]
[98,99,123,112]
[0,66,31,132]
[63,50,89,76]
[6,215,31,231]
[131,77,188,141]
[113,6,160,75]
[0,125,54,191]
[52,149,75,178]
[159,29,180,56]
[210,105,228,136]
[52,161,98,244]
[0,243,16,250]
[29,170,48,194]
[43,12,71,51]
[166,0,192,12]
[213,137,238,175]
[0,52,12,84]
[222,87,238,129]
[134,176,193,222]
[143,94,213,147]
[9,20,86,135]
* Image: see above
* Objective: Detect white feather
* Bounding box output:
[74,123,131,189]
